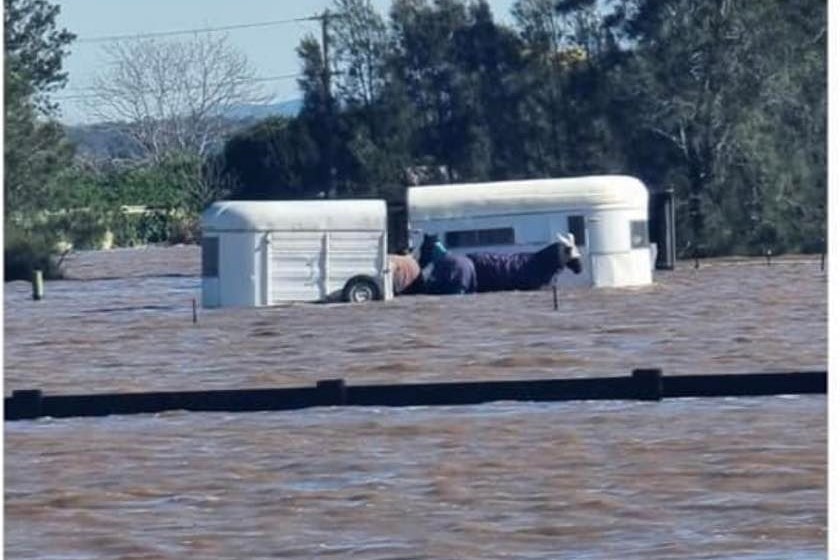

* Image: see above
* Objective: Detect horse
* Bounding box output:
[466,233,583,292]
[417,234,478,295]
[388,253,425,295]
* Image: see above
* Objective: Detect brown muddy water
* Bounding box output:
[5,246,827,559]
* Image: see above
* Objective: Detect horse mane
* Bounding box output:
[531,233,582,271]
[529,240,567,271]
[418,233,443,268]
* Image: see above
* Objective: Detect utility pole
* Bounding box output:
[320,9,337,198]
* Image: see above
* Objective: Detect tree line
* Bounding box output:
[218,0,825,258]
[4,0,826,280]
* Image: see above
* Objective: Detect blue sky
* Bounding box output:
[55,0,519,124]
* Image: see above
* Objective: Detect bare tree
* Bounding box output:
[88,34,263,161]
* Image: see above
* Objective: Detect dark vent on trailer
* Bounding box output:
[202,237,219,277]
[631,221,649,248]
[567,215,586,246]
[445,227,515,248]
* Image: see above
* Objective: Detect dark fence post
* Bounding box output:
[4,370,827,422]
[632,369,663,401]
[32,270,44,301]
[9,390,43,420]
[821,238,826,272]
[316,379,347,406]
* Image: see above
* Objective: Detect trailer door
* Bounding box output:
[267,231,326,303]
[325,230,384,295]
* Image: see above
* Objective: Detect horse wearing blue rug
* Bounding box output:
[417,234,478,295]
[417,233,582,294]
[466,233,583,292]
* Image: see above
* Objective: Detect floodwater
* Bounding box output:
[5,246,827,559]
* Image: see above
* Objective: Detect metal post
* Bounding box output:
[32,270,44,300]
[321,9,336,198]
[821,238,826,272]
[651,189,676,270]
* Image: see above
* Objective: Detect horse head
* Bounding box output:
[556,233,583,274]
[418,233,448,269]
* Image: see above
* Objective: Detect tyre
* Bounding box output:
[342,276,381,303]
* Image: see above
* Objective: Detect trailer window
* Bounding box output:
[202,237,219,277]
[567,215,586,246]
[478,227,515,246]
[630,220,649,248]
[445,227,515,248]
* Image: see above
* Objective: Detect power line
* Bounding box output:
[54,73,304,101]
[62,73,304,92]
[75,16,321,44]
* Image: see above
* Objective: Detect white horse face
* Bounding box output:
[557,233,582,260]
[556,232,583,274]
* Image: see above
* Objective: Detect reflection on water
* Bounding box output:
[4,247,827,559]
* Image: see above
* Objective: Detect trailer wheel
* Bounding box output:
[342,276,381,303]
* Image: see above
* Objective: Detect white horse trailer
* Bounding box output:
[200,200,393,308]
[407,175,654,288]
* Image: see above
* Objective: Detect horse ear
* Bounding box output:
[556,233,582,259]
[566,234,583,259]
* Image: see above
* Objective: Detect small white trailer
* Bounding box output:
[200,200,393,308]
[407,175,654,288]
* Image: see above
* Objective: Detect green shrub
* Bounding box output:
[107,213,139,247]
[4,223,64,282]
[45,210,109,250]
[166,214,200,245]
[108,210,195,246]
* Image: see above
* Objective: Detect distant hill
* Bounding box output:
[65,122,145,161]
[225,99,303,121]
[65,100,303,161]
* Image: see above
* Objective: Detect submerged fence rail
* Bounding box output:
[5,369,826,422]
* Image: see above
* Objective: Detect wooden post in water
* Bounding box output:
[632,368,663,401]
[317,378,347,406]
[553,285,559,311]
[32,270,44,301]
[821,238,826,272]
[192,298,198,324]
[9,389,43,419]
